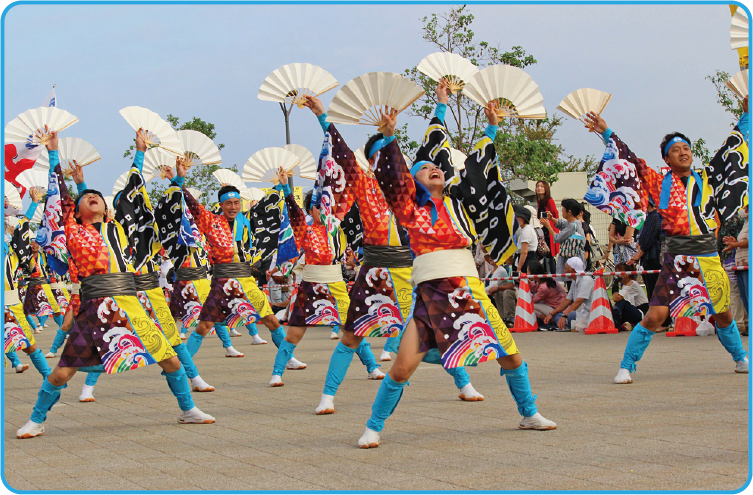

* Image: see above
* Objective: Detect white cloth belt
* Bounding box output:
[410,249,478,287]
[5,290,20,306]
[49,282,66,290]
[71,283,80,295]
[302,264,343,284]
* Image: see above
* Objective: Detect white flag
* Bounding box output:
[43,86,56,107]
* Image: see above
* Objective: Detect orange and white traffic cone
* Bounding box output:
[509,275,538,333]
[584,271,618,335]
[666,316,698,337]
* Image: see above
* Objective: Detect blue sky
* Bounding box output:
[3,3,741,204]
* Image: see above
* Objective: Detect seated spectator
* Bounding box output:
[527,262,567,321]
[486,256,517,320]
[543,257,594,332]
[611,263,649,331]
[266,268,292,314]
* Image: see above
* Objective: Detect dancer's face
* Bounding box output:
[221,198,241,220]
[664,142,693,173]
[415,163,444,191]
[78,193,106,222]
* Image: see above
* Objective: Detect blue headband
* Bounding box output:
[663,136,691,157]
[219,191,241,203]
[410,160,432,178]
[368,139,385,159]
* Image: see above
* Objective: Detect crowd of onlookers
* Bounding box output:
[481,180,750,335]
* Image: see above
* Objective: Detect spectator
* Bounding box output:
[513,205,539,273]
[343,248,359,282]
[487,256,516,321]
[611,263,649,331]
[543,257,594,332]
[542,198,585,278]
[527,262,567,323]
[475,243,495,283]
[608,218,638,266]
[578,207,594,271]
[629,198,662,300]
[266,268,292,314]
[535,180,559,273]
[724,205,749,319]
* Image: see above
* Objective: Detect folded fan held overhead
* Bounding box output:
[258,63,339,109]
[463,65,546,120]
[557,88,612,132]
[417,52,479,94]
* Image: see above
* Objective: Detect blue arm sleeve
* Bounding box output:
[382,135,395,147]
[76,182,88,194]
[133,150,145,173]
[434,103,447,124]
[737,112,749,144]
[274,183,292,197]
[172,176,185,188]
[485,125,498,140]
[602,128,614,143]
[24,202,38,220]
[317,113,330,133]
[47,150,59,176]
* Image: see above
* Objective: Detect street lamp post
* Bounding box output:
[280,102,294,188]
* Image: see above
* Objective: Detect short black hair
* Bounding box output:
[660,132,692,158]
[561,198,581,217]
[218,185,240,201]
[304,190,314,212]
[364,133,385,161]
[527,261,556,289]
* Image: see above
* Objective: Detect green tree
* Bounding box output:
[401,5,593,184]
[123,115,234,205]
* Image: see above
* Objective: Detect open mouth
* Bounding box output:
[429,171,441,180]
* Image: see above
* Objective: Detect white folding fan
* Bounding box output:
[282,144,317,180]
[31,205,44,224]
[186,187,202,200]
[143,148,176,180]
[726,69,749,100]
[326,72,425,132]
[104,195,114,211]
[731,8,749,50]
[32,148,50,172]
[355,145,412,173]
[557,88,612,130]
[119,106,184,155]
[112,168,154,196]
[4,181,22,210]
[16,170,48,196]
[463,65,546,120]
[258,63,339,108]
[58,137,102,177]
[242,147,301,184]
[177,130,222,168]
[450,148,468,171]
[5,107,78,146]
[417,52,479,94]
[212,169,245,189]
[247,187,266,202]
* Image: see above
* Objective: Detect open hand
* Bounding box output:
[485,100,499,127]
[29,187,44,203]
[162,165,175,180]
[136,128,148,153]
[436,80,449,105]
[379,108,398,137]
[42,126,58,151]
[278,167,289,185]
[584,112,607,134]
[70,160,84,184]
[176,156,188,178]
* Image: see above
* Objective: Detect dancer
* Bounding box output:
[582,101,749,383]
[357,95,557,448]
[302,89,483,414]
[23,242,64,332]
[4,210,51,378]
[16,129,214,439]
[174,159,300,366]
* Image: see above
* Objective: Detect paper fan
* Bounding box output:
[212,169,244,189]
[5,107,78,146]
[112,168,154,196]
[731,8,749,50]
[258,63,339,109]
[104,195,114,211]
[450,148,468,171]
[282,144,317,180]
[57,137,102,177]
[31,205,43,224]
[557,88,612,129]
[247,187,266,202]
[726,70,749,100]
[32,148,50,171]
[119,106,184,155]
[177,130,222,168]
[417,52,479,94]
[463,65,546,120]
[355,146,412,172]
[242,147,301,184]
[16,170,48,193]
[143,148,176,180]
[326,72,425,132]
[186,187,202,200]
[4,181,22,209]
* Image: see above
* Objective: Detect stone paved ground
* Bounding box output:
[3,326,749,491]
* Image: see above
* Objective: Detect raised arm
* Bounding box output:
[175,156,216,236]
[372,123,421,228]
[413,81,456,186]
[276,170,307,249]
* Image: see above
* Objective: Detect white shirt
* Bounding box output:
[567,276,595,323]
[516,224,538,254]
[619,280,648,307]
[486,266,510,293]
[159,260,173,288]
